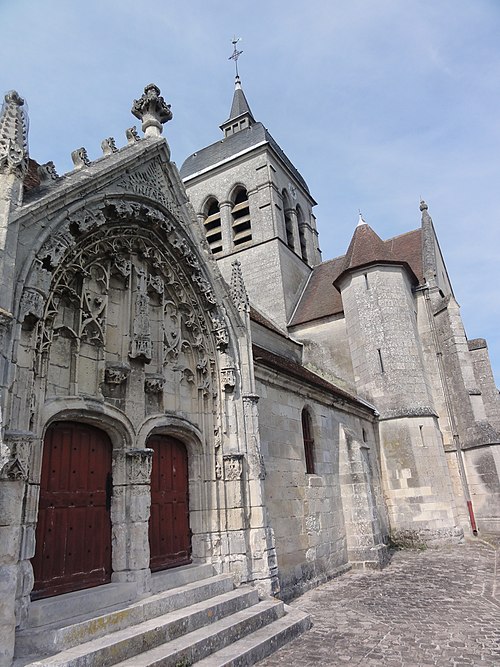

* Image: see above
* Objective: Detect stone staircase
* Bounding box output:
[14,564,311,666]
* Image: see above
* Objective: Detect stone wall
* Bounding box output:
[256,365,388,599]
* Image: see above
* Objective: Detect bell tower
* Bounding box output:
[180,65,321,329]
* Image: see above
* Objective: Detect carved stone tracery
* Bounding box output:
[30,199,223,403]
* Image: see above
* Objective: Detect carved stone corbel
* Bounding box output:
[0,307,13,347]
[0,432,34,481]
[104,364,130,385]
[19,288,45,329]
[126,449,153,484]
[223,453,244,481]
[144,375,165,394]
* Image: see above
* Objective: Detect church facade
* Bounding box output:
[0,79,498,665]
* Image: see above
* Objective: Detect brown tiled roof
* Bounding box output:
[386,228,423,284]
[23,158,41,191]
[288,257,344,327]
[252,344,376,414]
[289,227,423,327]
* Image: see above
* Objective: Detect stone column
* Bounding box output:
[111,448,153,595]
[219,201,233,253]
[242,393,279,597]
[221,452,248,585]
[0,432,32,667]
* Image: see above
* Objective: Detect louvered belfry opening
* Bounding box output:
[231,188,252,246]
[204,199,223,254]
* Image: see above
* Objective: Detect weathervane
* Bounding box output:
[229,36,243,77]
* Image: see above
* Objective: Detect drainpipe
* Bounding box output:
[419,283,478,535]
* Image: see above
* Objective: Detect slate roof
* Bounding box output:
[224,85,255,124]
[289,227,423,327]
[180,122,311,195]
[252,344,377,414]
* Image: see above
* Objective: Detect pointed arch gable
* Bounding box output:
[13,196,245,440]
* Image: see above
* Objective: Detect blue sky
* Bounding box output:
[1,0,499,384]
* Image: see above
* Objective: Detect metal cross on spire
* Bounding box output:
[229,36,243,77]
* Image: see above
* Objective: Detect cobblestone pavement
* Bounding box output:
[259,540,500,666]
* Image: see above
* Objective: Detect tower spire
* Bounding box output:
[221,37,255,137]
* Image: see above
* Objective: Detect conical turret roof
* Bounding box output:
[334,216,418,287]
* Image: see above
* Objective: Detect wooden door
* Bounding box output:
[148,435,191,571]
[32,422,112,599]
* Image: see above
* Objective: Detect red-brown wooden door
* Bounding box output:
[148,435,191,571]
[32,422,112,599]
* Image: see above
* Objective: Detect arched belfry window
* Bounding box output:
[204,199,223,254]
[231,188,252,246]
[297,205,307,261]
[282,190,294,250]
[302,408,315,474]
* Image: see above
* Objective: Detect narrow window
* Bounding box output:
[285,211,294,249]
[231,188,252,246]
[364,273,369,289]
[297,205,308,261]
[377,348,385,373]
[362,428,367,442]
[419,425,425,447]
[282,190,294,250]
[204,199,222,254]
[302,408,315,474]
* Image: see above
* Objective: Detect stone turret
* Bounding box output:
[335,215,462,546]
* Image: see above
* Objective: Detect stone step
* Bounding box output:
[26,582,138,629]
[150,563,216,594]
[194,606,312,666]
[16,573,235,658]
[114,598,286,667]
[22,586,261,667]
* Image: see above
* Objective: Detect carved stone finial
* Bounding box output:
[230,259,249,312]
[131,84,172,138]
[37,161,58,183]
[126,126,140,144]
[420,199,428,212]
[71,147,91,169]
[101,137,118,156]
[0,90,29,176]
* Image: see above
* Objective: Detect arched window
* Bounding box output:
[282,190,294,250]
[297,205,307,261]
[301,408,315,474]
[204,199,223,254]
[231,188,252,246]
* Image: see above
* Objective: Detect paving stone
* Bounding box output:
[258,542,500,666]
